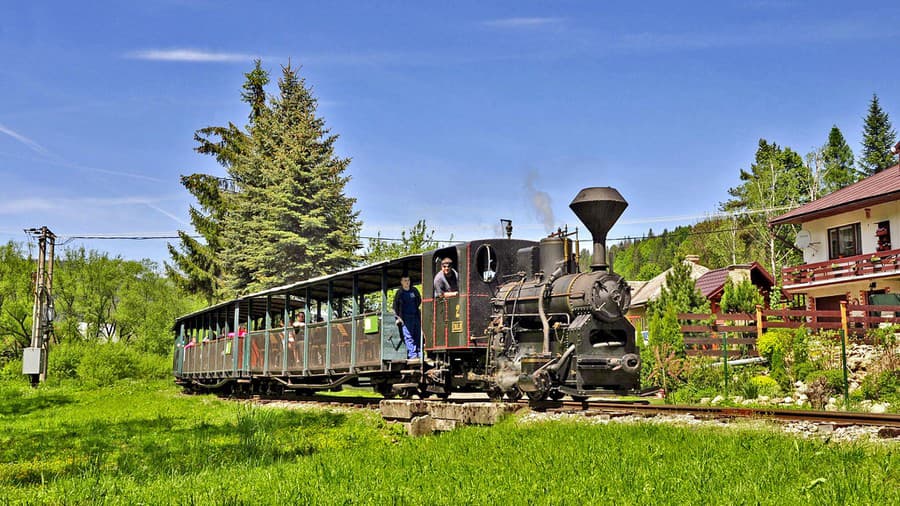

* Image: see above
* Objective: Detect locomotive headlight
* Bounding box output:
[589,274,632,322]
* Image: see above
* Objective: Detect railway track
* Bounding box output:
[538,400,900,429]
[247,393,900,431]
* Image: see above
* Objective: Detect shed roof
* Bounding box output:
[629,260,710,308]
[694,262,774,299]
[770,164,900,225]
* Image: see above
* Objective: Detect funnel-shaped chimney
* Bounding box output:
[569,187,628,271]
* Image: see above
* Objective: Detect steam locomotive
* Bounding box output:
[173,187,640,400]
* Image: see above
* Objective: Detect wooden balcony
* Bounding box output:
[781,248,900,288]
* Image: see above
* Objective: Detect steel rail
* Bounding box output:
[230,392,900,428]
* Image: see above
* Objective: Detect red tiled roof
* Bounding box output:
[769,165,900,225]
[694,262,775,299]
[695,268,729,298]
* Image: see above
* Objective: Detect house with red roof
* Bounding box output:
[694,262,775,313]
[626,256,774,331]
[769,164,900,311]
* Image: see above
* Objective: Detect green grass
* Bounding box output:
[0,379,897,505]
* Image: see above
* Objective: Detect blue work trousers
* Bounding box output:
[400,314,421,359]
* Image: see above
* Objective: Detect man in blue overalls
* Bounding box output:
[393,274,422,360]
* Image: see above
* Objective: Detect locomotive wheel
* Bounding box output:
[488,388,504,402]
[526,390,548,401]
[571,395,589,403]
[549,390,565,401]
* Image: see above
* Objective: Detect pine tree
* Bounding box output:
[166,61,270,303]
[223,63,362,293]
[822,125,857,193]
[165,175,228,303]
[859,94,898,176]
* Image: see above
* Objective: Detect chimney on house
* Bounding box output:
[685,254,701,265]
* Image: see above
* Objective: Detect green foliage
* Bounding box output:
[757,330,786,361]
[860,369,899,402]
[822,125,858,193]
[365,220,440,263]
[757,327,810,388]
[749,375,781,398]
[0,358,25,383]
[166,175,231,304]
[723,138,806,279]
[75,343,139,387]
[647,303,684,353]
[647,258,709,318]
[47,341,86,380]
[866,324,898,349]
[0,241,34,359]
[222,62,362,293]
[719,278,763,314]
[54,342,172,387]
[859,94,898,176]
[610,226,693,280]
[805,369,845,394]
[167,62,270,304]
[667,357,723,404]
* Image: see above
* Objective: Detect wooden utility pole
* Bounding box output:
[22,226,55,386]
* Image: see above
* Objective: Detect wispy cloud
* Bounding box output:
[126,48,259,63]
[143,203,189,226]
[0,122,49,156]
[482,17,565,29]
[0,196,179,216]
[616,19,882,52]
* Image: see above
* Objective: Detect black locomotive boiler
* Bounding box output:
[173,187,639,400]
[420,187,640,400]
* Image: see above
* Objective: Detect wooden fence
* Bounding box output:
[678,303,900,358]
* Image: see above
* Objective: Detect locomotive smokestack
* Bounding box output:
[569,187,628,271]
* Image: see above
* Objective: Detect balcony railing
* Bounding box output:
[781,247,900,287]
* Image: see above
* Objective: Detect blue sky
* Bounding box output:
[2,1,899,266]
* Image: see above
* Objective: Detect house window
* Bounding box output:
[828,223,861,259]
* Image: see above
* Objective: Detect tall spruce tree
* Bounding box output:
[859,94,898,176]
[822,125,857,193]
[166,61,270,303]
[223,63,361,293]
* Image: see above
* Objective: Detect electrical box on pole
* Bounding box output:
[22,226,55,386]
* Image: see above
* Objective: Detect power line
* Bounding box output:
[22,204,794,246]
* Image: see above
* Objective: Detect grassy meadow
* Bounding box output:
[1,379,897,505]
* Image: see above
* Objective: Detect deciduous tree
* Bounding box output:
[723,139,806,278]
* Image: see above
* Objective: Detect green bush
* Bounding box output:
[866,325,898,348]
[76,343,139,387]
[749,375,781,398]
[681,357,723,390]
[860,369,899,401]
[48,341,88,380]
[792,361,815,383]
[757,330,786,362]
[136,352,172,380]
[0,358,26,383]
[805,369,844,395]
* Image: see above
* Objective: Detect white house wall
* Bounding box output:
[800,200,900,264]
